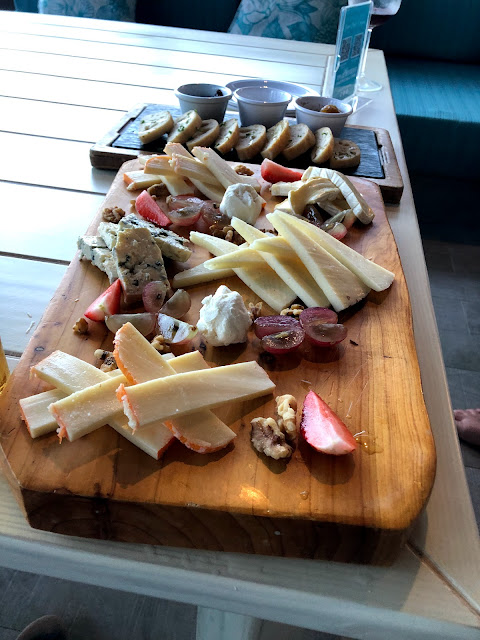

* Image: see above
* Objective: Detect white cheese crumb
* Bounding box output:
[219,184,265,225]
[197,285,252,347]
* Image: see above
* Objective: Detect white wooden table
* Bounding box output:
[0,11,479,639]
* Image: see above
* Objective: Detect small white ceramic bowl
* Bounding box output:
[175,83,232,121]
[295,96,352,137]
[234,86,292,128]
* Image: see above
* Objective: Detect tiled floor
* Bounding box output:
[1,192,479,640]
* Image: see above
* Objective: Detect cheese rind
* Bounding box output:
[118,361,275,429]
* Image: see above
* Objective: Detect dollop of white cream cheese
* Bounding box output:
[197,285,252,346]
[219,184,265,225]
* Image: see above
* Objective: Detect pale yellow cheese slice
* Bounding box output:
[274,212,395,292]
[250,236,296,260]
[118,361,275,429]
[268,212,370,312]
[191,147,260,192]
[124,171,165,191]
[190,232,296,312]
[20,388,66,439]
[114,323,236,451]
[172,262,234,288]
[230,218,330,309]
[204,248,265,269]
[49,374,129,442]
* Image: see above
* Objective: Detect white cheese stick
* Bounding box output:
[204,248,265,269]
[230,218,330,309]
[272,212,395,292]
[190,231,296,312]
[118,361,275,430]
[191,147,260,192]
[20,388,66,439]
[172,262,234,288]
[114,323,236,451]
[124,171,164,191]
[268,212,370,312]
[170,153,222,186]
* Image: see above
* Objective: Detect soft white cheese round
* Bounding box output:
[219,184,265,225]
[197,285,252,347]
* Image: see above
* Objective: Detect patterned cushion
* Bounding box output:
[38,0,136,21]
[387,57,480,180]
[229,0,347,45]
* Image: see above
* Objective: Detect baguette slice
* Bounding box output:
[138,110,174,144]
[186,119,221,151]
[311,127,334,164]
[236,125,267,161]
[261,119,291,160]
[282,123,315,161]
[167,110,202,144]
[214,118,240,154]
[329,139,361,169]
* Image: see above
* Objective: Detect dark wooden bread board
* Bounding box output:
[90,103,404,203]
[0,160,433,564]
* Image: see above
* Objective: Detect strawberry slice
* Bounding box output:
[260,158,303,184]
[84,279,122,322]
[301,390,357,455]
[135,189,171,227]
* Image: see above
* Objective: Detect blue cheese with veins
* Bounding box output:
[113,227,168,305]
[78,235,107,261]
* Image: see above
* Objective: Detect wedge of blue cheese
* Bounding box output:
[78,236,118,283]
[98,214,191,262]
[113,227,169,305]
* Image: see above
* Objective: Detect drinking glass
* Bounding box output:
[349,0,402,92]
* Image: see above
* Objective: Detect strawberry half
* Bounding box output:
[135,189,171,227]
[301,390,357,455]
[260,158,303,184]
[84,278,122,322]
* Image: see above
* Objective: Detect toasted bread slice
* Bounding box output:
[311,127,334,164]
[167,110,202,144]
[138,110,174,144]
[329,139,361,169]
[282,123,315,161]
[214,118,240,154]
[261,119,291,160]
[236,124,267,161]
[186,119,220,151]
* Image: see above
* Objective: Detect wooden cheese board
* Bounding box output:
[0,160,434,565]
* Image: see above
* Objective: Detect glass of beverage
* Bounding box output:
[0,337,9,394]
[349,0,402,92]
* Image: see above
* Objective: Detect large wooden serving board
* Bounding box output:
[0,161,435,565]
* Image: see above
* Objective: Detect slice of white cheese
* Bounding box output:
[230,218,330,309]
[204,248,265,269]
[118,361,275,429]
[124,171,165,191]
[316,168,375,224]
[191,147,260,192]
[275,212,395,292]
[190,231,296,312]
[172,262,234,288]
[268,212,370,312]
[20,388,66,439]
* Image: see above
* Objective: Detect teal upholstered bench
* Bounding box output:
[371,0,480,238]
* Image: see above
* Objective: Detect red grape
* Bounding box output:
[303,323,347,347]
[261,327,305,354]
[254,315,300,339]
[299,307,338,326]
[142,281,167,312]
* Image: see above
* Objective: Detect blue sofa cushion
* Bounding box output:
[371,0,480,64]
[229,0,347,45]
[387,57,480,180]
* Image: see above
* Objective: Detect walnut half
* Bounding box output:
[94,349,118,372]
[102,206,125,223]
[72,317,88,335]
[250,417,293,460]
[275,394,298,440]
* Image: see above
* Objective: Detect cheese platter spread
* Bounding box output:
[0,150,434,564]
